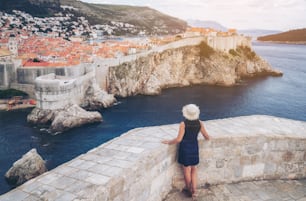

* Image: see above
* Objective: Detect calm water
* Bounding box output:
[0,42,306,194]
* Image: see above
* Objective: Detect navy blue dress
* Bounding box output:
[178,120,201,166]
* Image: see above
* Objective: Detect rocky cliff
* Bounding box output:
[108,42,282,97]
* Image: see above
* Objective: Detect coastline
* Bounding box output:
[0,99,35,111]
[256,40,306,45]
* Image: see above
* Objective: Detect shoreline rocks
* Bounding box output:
[27,104,102,134]
[5,149,47,186]
[81,83,117,110]
[50,104,102,133]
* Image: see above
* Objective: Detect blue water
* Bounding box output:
[0,42,305,195]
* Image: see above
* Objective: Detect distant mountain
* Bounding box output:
[238,29,281,39]
[257,28,306,43]
[0,0,187,35]
[187,19,227,31]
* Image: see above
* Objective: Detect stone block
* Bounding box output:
[240,156,252,165]
[264,163,277,175]
[242,163,264,178]
[150,168,173,201]
[251,155,261,164]
[49,176,77,190]
[234,165,243,178]
[216,159,225,168]
[75,184,109,201]
[284,163,299,173]
[289,139,306,151]
[107,176,125,199]
[224,168,234,180]
[272,140,289,151]
[84,173,111,185]
[0,190,29,201]
[245,145,262,155]
[282,151,294,162]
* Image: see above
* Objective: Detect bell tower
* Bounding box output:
[8,36,18,56]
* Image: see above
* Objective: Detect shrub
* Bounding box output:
[237,46,257,60]
[198,41,215,59]
[229,49,239,56]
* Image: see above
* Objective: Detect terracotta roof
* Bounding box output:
[0,47,12,57]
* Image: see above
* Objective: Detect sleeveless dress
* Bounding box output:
[178,119,201,166]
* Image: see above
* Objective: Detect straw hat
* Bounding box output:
[182,104,200,120]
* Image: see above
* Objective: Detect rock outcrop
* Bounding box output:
[50,104,102,133]
[81,83,116,110]
[27,104,102,134]
[107,43,282,97]
[27,69,114,133]
[5,149,47,186]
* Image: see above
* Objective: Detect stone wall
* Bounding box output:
[205,35,251,52]
[1,36,252,94]
[0,62,16,89]
[1,115,305,201]
[34,69,94,110]
[105,41,280,97]
[17,63,90,85]
[94,36,252,92]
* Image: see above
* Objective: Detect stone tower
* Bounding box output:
[8,36,18,56]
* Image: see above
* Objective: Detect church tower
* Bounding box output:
[8,36,18,56]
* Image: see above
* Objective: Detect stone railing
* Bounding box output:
[0,115,305,201]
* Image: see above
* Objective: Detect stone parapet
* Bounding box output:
[0,115,305,201]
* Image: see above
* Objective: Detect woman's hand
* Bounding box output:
[161,140,171,145]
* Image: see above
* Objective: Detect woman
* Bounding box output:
[162,104,210,198]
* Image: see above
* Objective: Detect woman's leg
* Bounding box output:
[182,166,191,190]
[190,166,197,194]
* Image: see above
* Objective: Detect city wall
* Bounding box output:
[0,62,16,89]
[35,67,94,110]
[1,115,305,201]
[94,35,251,91]
[1,36,251,95]
[0,62,92,99]
[17,63,91,85]
[205,35,252,52]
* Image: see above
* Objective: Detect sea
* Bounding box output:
[0,41,305,195]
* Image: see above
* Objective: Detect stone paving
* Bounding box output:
[164,179,306,201]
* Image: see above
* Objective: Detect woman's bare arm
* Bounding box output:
[162,122,185,145]
[200,121,210,140]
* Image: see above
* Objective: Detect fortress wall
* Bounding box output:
[206,35,252,52]
[0,62,15,89]
[35,71,95,110]
[94,36,251,91]
[1,115,305,201]
[16,64,89,85]
[2,36,252,93]
[94,37,206,90]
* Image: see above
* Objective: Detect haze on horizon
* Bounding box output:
[80,0,306,31]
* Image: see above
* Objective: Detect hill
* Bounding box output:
[257,28,306,44]
[187,19,227,31]
[238,29,281,39]
[0,0,187,35]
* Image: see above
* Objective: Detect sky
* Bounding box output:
[80,0,306,31]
